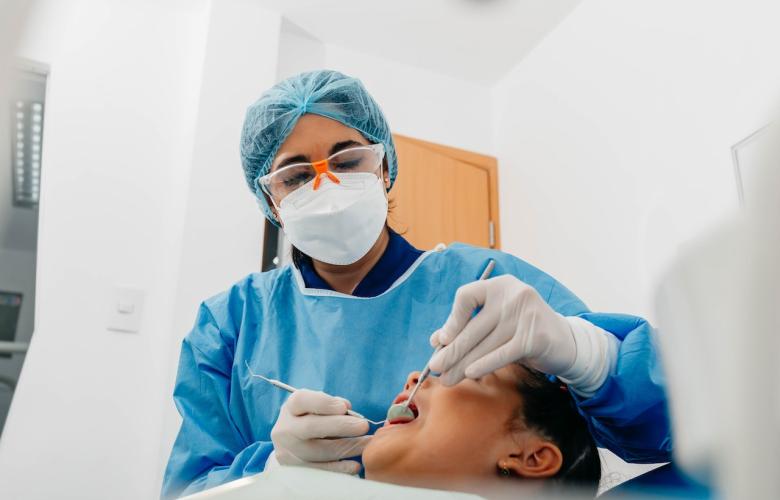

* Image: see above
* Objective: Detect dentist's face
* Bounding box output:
[363,365,526,488]
[272,114,370,174]
[268,113,391,220]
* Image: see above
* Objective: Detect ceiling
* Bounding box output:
[257,0,582,84]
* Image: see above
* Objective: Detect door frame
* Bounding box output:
[392,134,501,249]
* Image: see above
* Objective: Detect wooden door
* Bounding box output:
[388,135,500,251]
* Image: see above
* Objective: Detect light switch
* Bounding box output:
[107,287,145,333]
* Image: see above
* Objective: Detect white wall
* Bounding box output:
[493,0,780,319]
[0,1,282,498]
[325,44,494,155]
[0,1,211,499]
[276,19,326,81]
[158,0,281,488]
[273,22,495,156]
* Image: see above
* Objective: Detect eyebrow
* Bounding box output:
[275,154,309,171]
[328,140,365,156]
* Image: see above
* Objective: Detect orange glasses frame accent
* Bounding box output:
[311,159,341,190]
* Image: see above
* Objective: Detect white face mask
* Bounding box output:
[277,173,388,266]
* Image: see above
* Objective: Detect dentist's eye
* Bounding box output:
[331,159,361,171]
[282,171,313,187]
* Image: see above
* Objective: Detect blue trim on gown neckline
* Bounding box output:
[298,229,424,297]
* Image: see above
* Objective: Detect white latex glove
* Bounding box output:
[266,389,371,475]
[429,275,618,396]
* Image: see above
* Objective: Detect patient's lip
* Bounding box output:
[385,402,419,427]
[393,393,409,405]
[386,393,420,426]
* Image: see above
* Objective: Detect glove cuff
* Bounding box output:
[558,316,619,397]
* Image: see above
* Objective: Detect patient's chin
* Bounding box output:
[362,440,389,479]
[362,436,412,481]
[364,441,462,490]
[363,424,411,475]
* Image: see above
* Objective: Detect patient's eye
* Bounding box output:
[474,372,498,385]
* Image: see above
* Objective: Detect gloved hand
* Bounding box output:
[429,275,618,396]
[267,389,371,475]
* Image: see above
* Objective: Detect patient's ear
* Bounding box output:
[498,435,563,479]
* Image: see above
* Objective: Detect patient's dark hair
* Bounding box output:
[511,367,601,495]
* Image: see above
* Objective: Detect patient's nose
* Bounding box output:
[404,371,422,391]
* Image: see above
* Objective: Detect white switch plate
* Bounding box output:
[107,287,145,333]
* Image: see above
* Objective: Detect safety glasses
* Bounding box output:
[258,143,385,204]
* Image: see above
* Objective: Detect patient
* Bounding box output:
[363,364,601,498]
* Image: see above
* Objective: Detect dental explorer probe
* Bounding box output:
[386,259,496,422]
[244,361,386,425]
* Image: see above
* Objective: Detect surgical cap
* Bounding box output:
[240,70,398,224]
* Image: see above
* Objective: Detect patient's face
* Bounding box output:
[363,364,526,487]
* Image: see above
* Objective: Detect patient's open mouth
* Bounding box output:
[385,395,420,426]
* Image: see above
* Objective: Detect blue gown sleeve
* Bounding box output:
[570,312,673,463]
[161,303,273,499]
[498,254,673,464]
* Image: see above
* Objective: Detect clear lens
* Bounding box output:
[329,147,378,173]
[260,145,384,204]
[261,163,315,201]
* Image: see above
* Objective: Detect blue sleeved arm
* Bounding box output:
[494,252,673,464]
[161,303,273,499]
[571,312,673,463]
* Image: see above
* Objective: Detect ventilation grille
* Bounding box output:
[11,99,44,207]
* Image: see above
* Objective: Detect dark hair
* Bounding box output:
[512,367,601,495]
[291,245,310,269]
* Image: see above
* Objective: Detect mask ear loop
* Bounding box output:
[256,177,282,224]
[311,159,341,190]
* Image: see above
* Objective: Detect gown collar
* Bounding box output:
[297,229,424,298]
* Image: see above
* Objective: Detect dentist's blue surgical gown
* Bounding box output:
[162,233,672,498]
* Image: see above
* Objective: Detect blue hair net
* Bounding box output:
[240,70,398,224]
